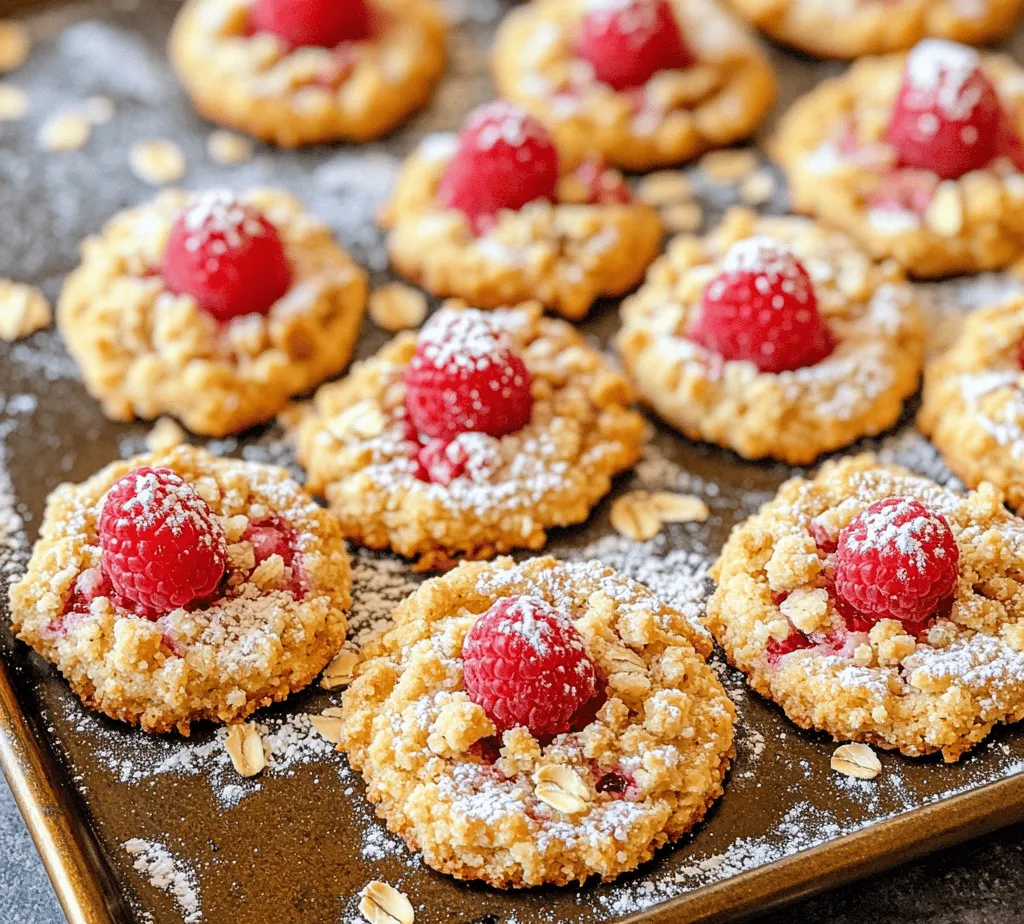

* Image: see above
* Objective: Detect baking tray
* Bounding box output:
[2,2,1024,923]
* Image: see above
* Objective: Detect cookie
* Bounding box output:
[58,188,367,438]
[919,295,1024,512]
[773,39,1024,278]
[706,454,1024,762]
[491,0,776,171]
[616,208,924,465]
[168,0,446,147]
[337,555,735,887]
[10,445,352,735]
[724,0,1024,60]
[291,302,646,570]
[379,101,663,320]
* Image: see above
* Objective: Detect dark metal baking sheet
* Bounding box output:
[1,2,1024,923]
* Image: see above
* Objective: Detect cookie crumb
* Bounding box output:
[225,722,266,777]
[129,138,187,185]
[0,83,27,121]
[830,742,882,780]
[39,112,90,152]
[207,129,253,165]
[740,169,776,206]
[661,201,703,234]
[0,281,50,341]
[700,149,758,183]
[369,283,428,332]
[145,417,186,453]
[637,171,693,207]
[359,881,414,924]
[0,21,29,73]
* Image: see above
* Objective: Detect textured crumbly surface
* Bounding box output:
[58,188,367,437]
[616,209,924,464]
[168,0,447,146]
[380,136,663,320]
[10,445,352,735]
[707,455,1024,762]
[919,295,1024,512]
[773,51,1024,278]
[291,302,646,568]
[724,0,1024,59]
[338,556,735,887]
[491,0,776,171]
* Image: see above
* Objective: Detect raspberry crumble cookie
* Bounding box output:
[291,303,646,569]
[724,0,1024,60]
[338,556,735,886]
[10,445,351,734]
[919,295,1024,512]
[58,188,367,437]
[616,208,924,464]
[379,100,663,320]
[491,0,776,171]
[773,39,1024,278]
[169,0,446,146]
[707,455,1024,761]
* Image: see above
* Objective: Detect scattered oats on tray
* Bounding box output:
[128,138,187,185]
[0,281,50,341]
[207,129,253,165]
[611,491,709,542]
[359,881,414,924]
[0,83,27,121]
[369,282,428,333]
[225,722,266,778]
[38,112,90,151]
[699,148,759,183]
[831,743,883,781]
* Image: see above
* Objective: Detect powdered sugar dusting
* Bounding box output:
[905,39,984,121]
[123,839,201,924]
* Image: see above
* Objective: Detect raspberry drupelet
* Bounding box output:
[833,496,960,631]
[404,307,534,445]
[98,467,227,619]
[162,190,293,322]
[249,0,373,49]
[886,39,1008,181]
[690,236,835,374]
[461,595,600,739]
[577,0,694,92]
[437,101,560,235]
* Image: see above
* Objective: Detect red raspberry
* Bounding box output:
[249,0,372,49]
[99,467,227,619]
[577,0,694,91]
[242,517,295,566]
[437,101,559,235]
[833,497,960,630]
[690,237,835,374]
[404,308,533,442]
[415,437,469,486]
[462,596,600,739]
[765,629,813,666]
[571,157,633,204]
[162,191,293,323]
[886,39,1003,180]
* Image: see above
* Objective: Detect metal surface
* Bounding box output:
[1,2,1024,923]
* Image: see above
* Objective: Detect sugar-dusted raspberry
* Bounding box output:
[690,237,835,374]
[404,308,533,442]
[577,0,694,92]
[833,497,960,630]
[249,0,372,49]
[99,467,227,619]
[162,191,293,323]
[886,39,1003,180]
[462,595,600,739]
[242,517,296,566]
[437,101,559,235]
[572,157,633,204]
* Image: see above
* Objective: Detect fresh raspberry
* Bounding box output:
[866,169,939,217]
[249,0,372,49]
[690,237,835,374]
[886,39,1003,180]
[437,101,559,235]
[242,517,296,566]
[462,595,600,739]
[833,497,960,630]
[577,0,694,91]
[162,191,292,323]
[415,437,469,486]
[99,467,227,619]
[404,308,533,442]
